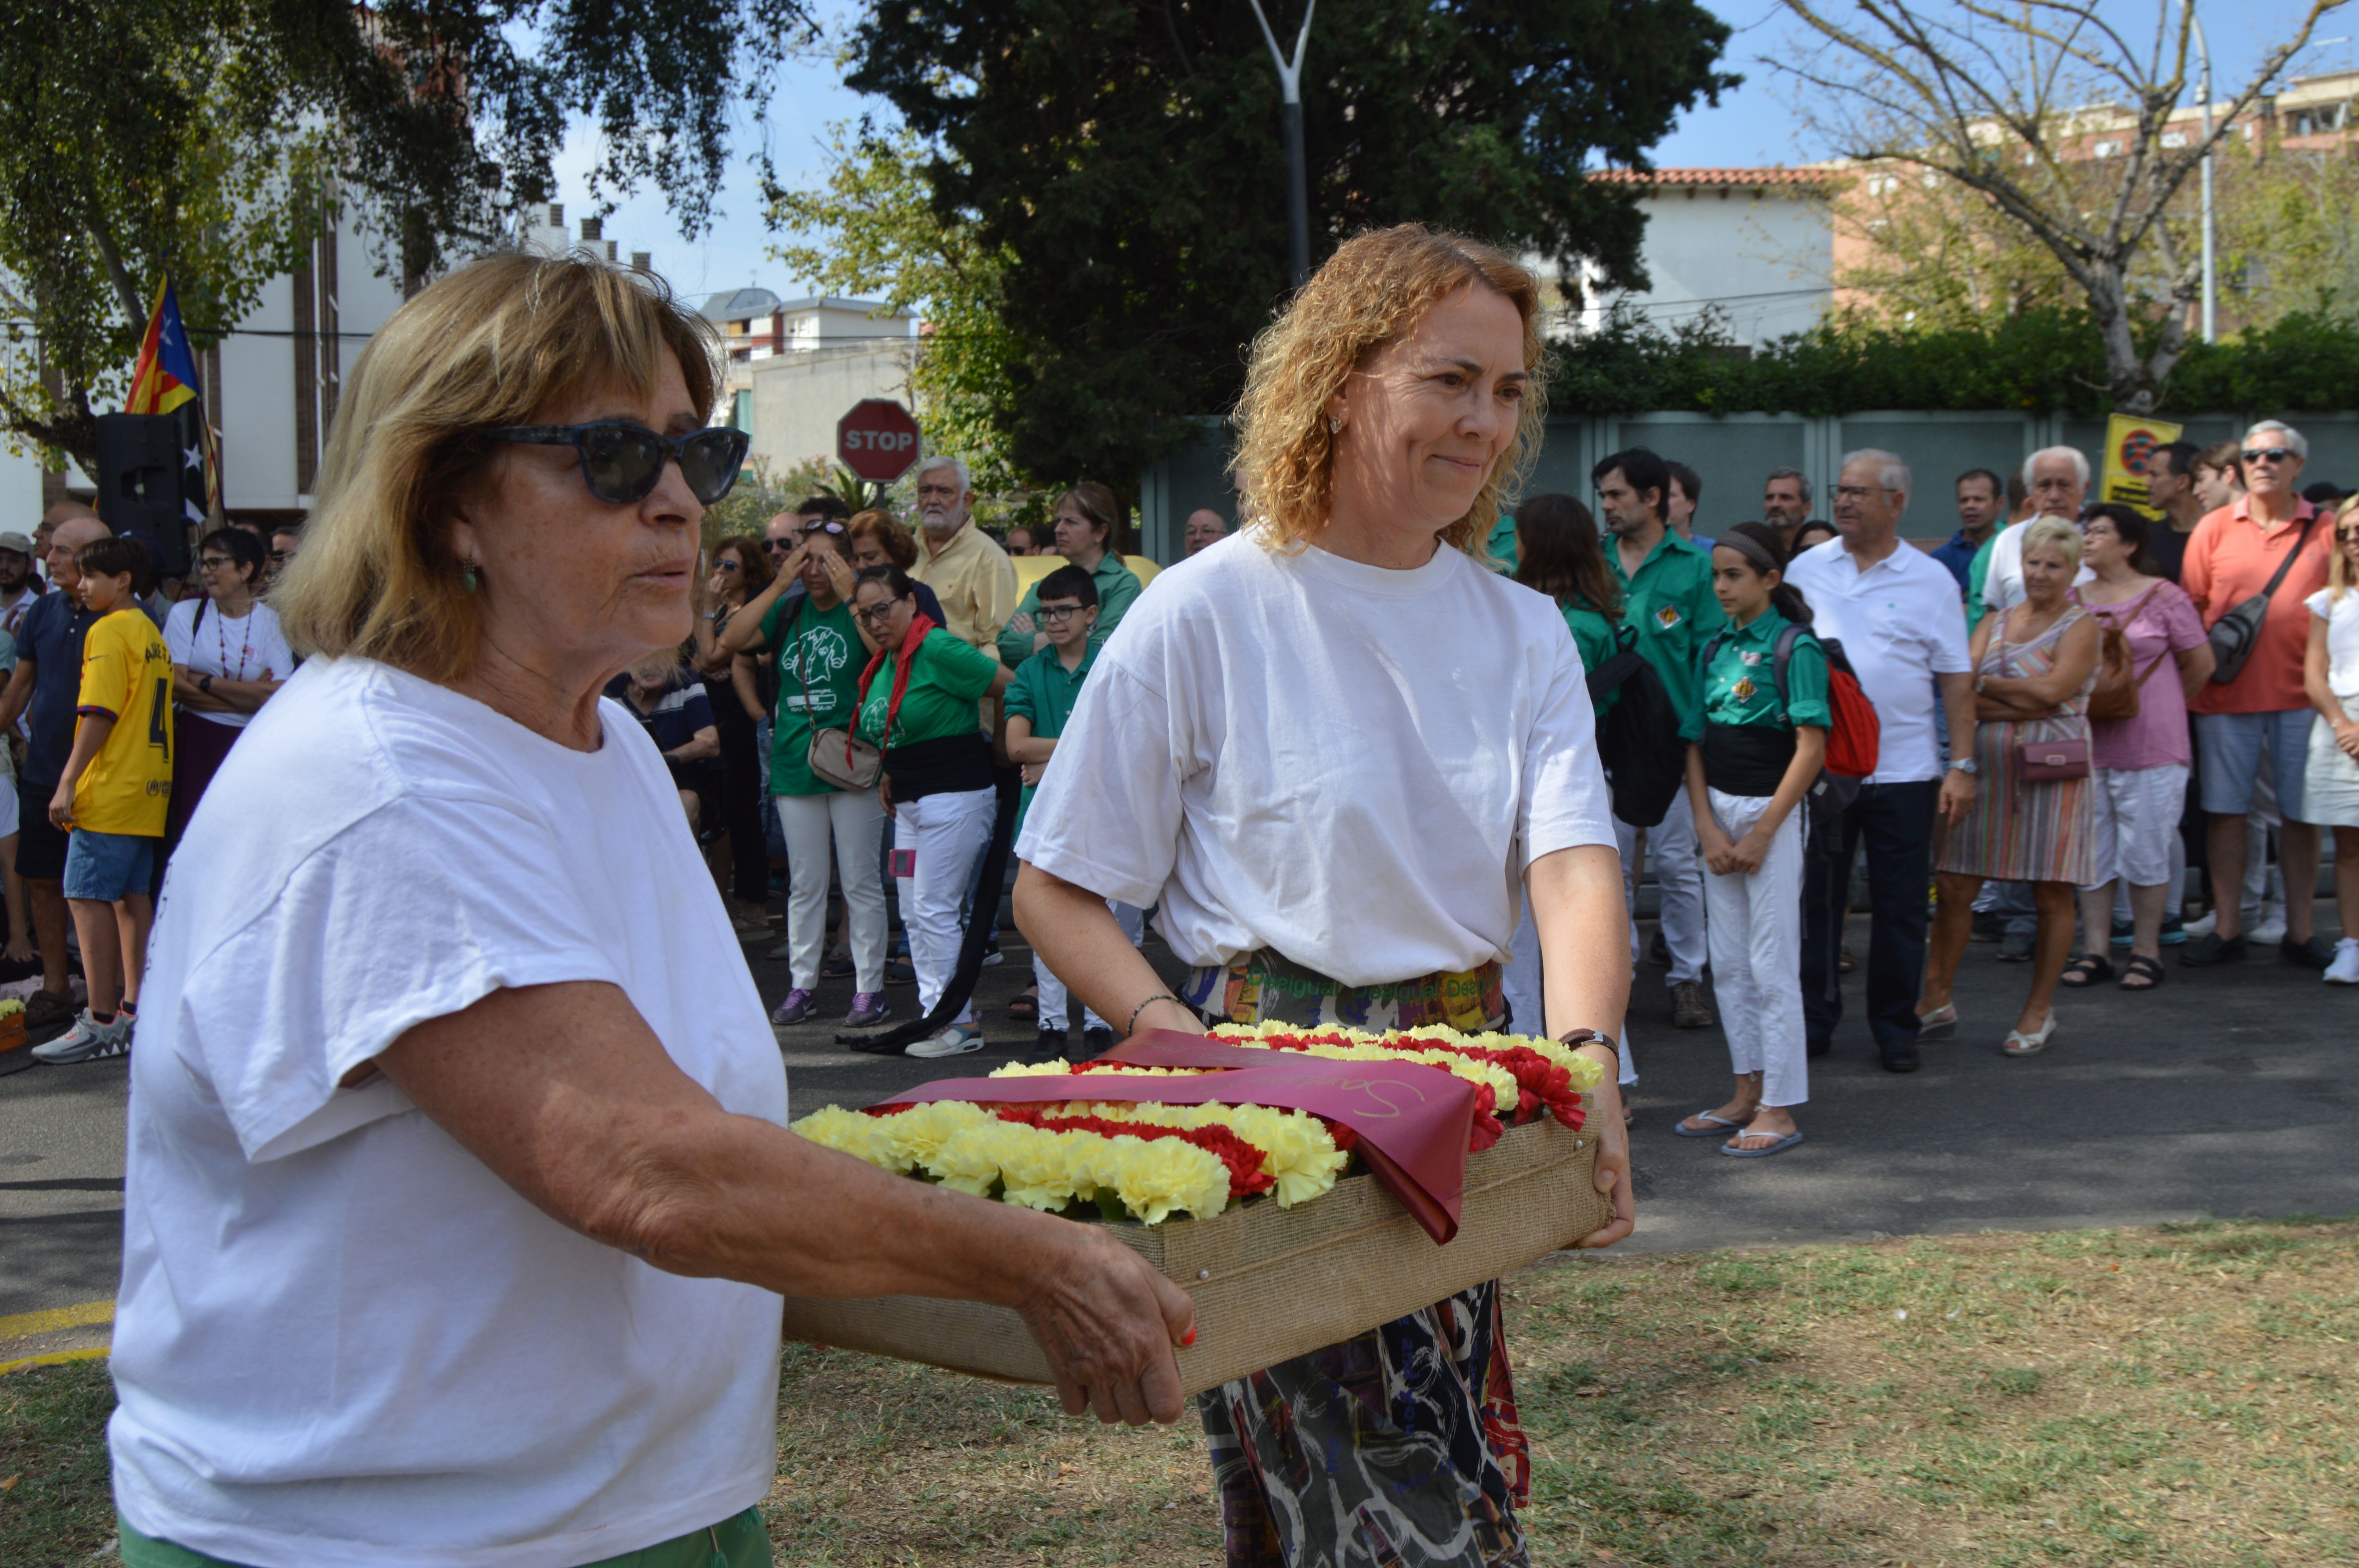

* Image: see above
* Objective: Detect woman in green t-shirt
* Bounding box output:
[852,564,1014,1059]
[716,529,891,1030]
[1504,492,1637,1082]
[1674,522,1831,1159]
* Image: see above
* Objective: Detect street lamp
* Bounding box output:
[1245,0,1318,289]
[2190,6,2216,342]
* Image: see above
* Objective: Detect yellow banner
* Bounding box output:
[2100,412,2183,518]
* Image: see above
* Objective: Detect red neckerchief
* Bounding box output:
[857,610,938,745]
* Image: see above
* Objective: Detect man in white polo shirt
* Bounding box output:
[1787,450,1978,1073]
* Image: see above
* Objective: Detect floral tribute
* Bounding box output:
[791,1025,1605,1227]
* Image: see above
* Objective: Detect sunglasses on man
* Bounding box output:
[489,421,750,506]
[2242,446,2297,465]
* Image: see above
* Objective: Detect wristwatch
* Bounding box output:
[1949,757,1977,775]
[198,675,213,695]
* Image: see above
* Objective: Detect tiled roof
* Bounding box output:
[1592,167,1829,188]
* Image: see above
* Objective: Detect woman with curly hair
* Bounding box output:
[1015,225,1634,1567]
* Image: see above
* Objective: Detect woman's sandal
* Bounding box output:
[2117,954,2166,991]
[2059,953,2113,988]
[1007,987,1039,1020]
[1916,1002,1958,1042]
[2002,1012,2058,1056]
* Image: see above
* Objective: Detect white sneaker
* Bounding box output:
[2251,907,2289,947]
[2183,909,2217,938]
[2325,939,2359,986]
[30,1009,132,1064]
[908,1024,983,1058]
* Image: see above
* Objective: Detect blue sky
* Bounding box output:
[550,0,2335,309]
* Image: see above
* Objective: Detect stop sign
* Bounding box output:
[836,399,923,483]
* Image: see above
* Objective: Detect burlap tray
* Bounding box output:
[778,1108,1604,1396]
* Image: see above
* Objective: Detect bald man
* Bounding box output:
[1183,508,1230,555]
[0,514,109,1035]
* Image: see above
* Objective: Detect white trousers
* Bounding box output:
[1701,789,1807,1109]
[1034,901,1144,1034]
[892,786,996,1027]
[1619,806,1707,984]
[776,790,889,992]
[1505,875,1640,1087]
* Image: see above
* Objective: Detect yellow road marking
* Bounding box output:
[0,1345,110,1375]
[0,1298,114,1340]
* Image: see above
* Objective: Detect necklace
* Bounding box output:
[213,601,255,682]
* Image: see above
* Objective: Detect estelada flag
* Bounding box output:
[124,278,220,523]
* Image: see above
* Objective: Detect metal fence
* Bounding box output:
[1137,409,2359,561]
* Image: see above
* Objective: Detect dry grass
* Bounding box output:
[8,1218,2355,1566]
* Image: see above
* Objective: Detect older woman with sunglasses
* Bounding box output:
[107,254,1194,1568]
[162,526,294,848]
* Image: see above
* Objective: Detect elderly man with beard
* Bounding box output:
[908,456,1018,661]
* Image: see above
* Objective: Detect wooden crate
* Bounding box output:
[779,1110,1604,1396]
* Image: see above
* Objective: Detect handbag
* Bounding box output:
[2015,732,2092,782]
[2206,515,2317,684]
[2081,586,2170,722]
[783,601,898,793]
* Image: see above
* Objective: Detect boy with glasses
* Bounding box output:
[1003,565,1136,1059]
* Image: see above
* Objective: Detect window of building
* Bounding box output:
[2092,139,2122,158]
[2162,131,2188,148]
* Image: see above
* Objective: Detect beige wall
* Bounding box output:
[741,341,920,474]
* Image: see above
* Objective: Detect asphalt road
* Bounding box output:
[5,905,2354,1327]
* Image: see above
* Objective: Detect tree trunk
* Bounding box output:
[2087,265,2154,414]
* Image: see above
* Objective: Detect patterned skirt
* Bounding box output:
[1186,950,1531,1568]
[1937,715,2095,885]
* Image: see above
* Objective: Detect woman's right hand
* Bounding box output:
[1017,1225,1197,1425]
[2338,719,2359,760]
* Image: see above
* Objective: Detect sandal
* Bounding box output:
[1674,1110,1750,1138]
[2118,954,2166,991]
[2059,953,2113,988]
[2002,1011,2058,1056]
[1007,986,1039,1020]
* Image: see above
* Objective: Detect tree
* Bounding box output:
[766,125,1028,495]
[844,0,1737,491]
[1778,0,2346,412]
[0,0,813,472]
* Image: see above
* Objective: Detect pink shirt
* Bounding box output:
[2181,495,2334,715]
[2077,581,2208,770]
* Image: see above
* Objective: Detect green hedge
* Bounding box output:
[1547,306,2359,418]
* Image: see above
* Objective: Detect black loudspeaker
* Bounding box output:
[93,411,200,579]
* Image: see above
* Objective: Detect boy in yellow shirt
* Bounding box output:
[34,536,170,1063]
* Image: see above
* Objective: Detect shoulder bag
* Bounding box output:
[2080,585,2171,722]
[785,602,898,793]
[2206,516,2317,685]
[2003,607,2093,782]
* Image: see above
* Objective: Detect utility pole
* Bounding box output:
[2191,6,2217,342]
[1246,0,1317,289]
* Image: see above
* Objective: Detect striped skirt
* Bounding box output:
[1937,716,2095,884]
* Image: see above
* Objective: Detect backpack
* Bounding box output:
[1585,622,1687,828]
[1694,622,1881,815]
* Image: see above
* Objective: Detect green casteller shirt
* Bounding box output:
[994,554,1142,668]
[1005,641,1097,836]
[1607,528,1726,723]
[856,627,1001,750]
[1486,512,1519,574]
[760,594,865,795]
[1559,599,1623,717]
[1966,532,1999,630]
[1677,608,1834,743]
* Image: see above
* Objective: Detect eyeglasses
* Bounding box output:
[1037,604,1087,623]
[800,519,847,536]
[1832,484,1886,501]
[853,597,903,625]
[488,421,750,505]
[196,555,234,571]
[2337,526,2359,541]
[2243,447,2297,464]
[762,537,793,554]
[714,559,741,573]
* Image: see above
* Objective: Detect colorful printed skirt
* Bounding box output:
[1186,949,1530,1568]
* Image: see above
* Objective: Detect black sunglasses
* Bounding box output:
[2243,447,2296,464]
[490,422,749,506]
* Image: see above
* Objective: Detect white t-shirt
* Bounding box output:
[1982,519,2094,613]
[111,657,788,1568]
[2308,587,2359,698]
[1017,531,1616,986]
[1786,537,1974,784]
[163,597,297,729]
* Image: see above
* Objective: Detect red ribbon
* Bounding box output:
[871,1030,1478,1242]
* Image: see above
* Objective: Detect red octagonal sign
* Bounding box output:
[837,399,923,484]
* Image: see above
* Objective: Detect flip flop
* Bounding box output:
[1721,1128,1805,1158]
[1673,1111,1750,1138]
